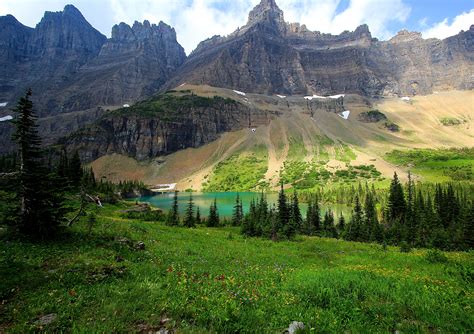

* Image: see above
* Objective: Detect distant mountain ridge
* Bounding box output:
[0,0,472,156]
[167,0,473,96]
[0,5,185,117]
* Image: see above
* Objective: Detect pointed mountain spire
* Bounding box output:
[247,0,285,27]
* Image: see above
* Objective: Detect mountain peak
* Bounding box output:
[247,0,284,27]
[63,4,82,16]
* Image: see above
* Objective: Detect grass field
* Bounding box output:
[386,148,474,182]
[1,202,472,333]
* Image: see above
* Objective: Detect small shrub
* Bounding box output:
[358,109,388,123]
[440,117,463,126]
[399,241,412,253]
[384,121,400,132]
[425,249,449,263]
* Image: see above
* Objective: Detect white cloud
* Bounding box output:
[1,0,412,53]
[279,0,411,40]
[104,0,412,53]
[0,0,470,55]
[422,9,474,39]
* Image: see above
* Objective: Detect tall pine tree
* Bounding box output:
[231,194,243,226]
[183,193,195,228]
[207,198,220,227]
[11,89,65,237]
[166,191,180,226]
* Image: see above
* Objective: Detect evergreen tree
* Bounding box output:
[462,201,474,249]
[345,195,363,241]
[277,184,290,239]
[322,209,337,238]
[57,149,69,182]
[242,199,257,236]
[166,191,180,226]
[254,193,268,236]
[207,199,220,227]
[183,193,195,228]
[364,191,381,242]
[231,194,243,226]
[337,213,346,237]
[195,206,201,225]
[304,200,314,235]
[388,172,406,222]
[68,150,83,189]
[11,89,65,237]
[387,172,406,242]
[405,171,416,243]
[304,196,321,236]
[287,191,302,238]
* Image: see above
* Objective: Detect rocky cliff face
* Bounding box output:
[0,5,185,118]
[63,92,270,161]
[0,5,107,117]
[166,0,473,97]
[52,20,186,113]
[0,5,186,154]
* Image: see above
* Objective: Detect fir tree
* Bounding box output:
[405,171,416,243]
[463,201,474,249]
[364,191,381,242]
[304,196,321,236]
[11,89,65,237]
[183,193,195,228]
[388,172,406,222]
[304,200,314,235]
[57,149,69,182]
[207,199,220,227]
[323,209,337,238]
[277,184,290,239]
[254,193,268,236]
[288,191,302,238]
[346,195,363,241]
[195,206,201,225]
[337,213,346,237]
[242,199,256,236]
[166,191,180,226]
[387,172,406,242]
[231,194,243,226]
[68,150,83,189]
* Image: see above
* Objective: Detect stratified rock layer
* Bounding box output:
[166,1,473,97]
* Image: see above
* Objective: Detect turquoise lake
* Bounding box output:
[133,192,351,218]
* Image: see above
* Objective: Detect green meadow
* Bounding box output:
[1,202,472,333]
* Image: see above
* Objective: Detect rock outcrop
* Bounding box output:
[63,92,270,161]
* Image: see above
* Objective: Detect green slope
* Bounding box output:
[1,202,472,333]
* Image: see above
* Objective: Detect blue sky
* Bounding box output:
[1,0,472,54]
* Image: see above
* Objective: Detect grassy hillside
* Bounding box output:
[89,87,474,191]
[386,148,474,182]
[1,202,472,333]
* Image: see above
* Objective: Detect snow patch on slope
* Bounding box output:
[233,90,246,96]
[339,111,350,120]
[0,115,13,122]
[304,94,344,100]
